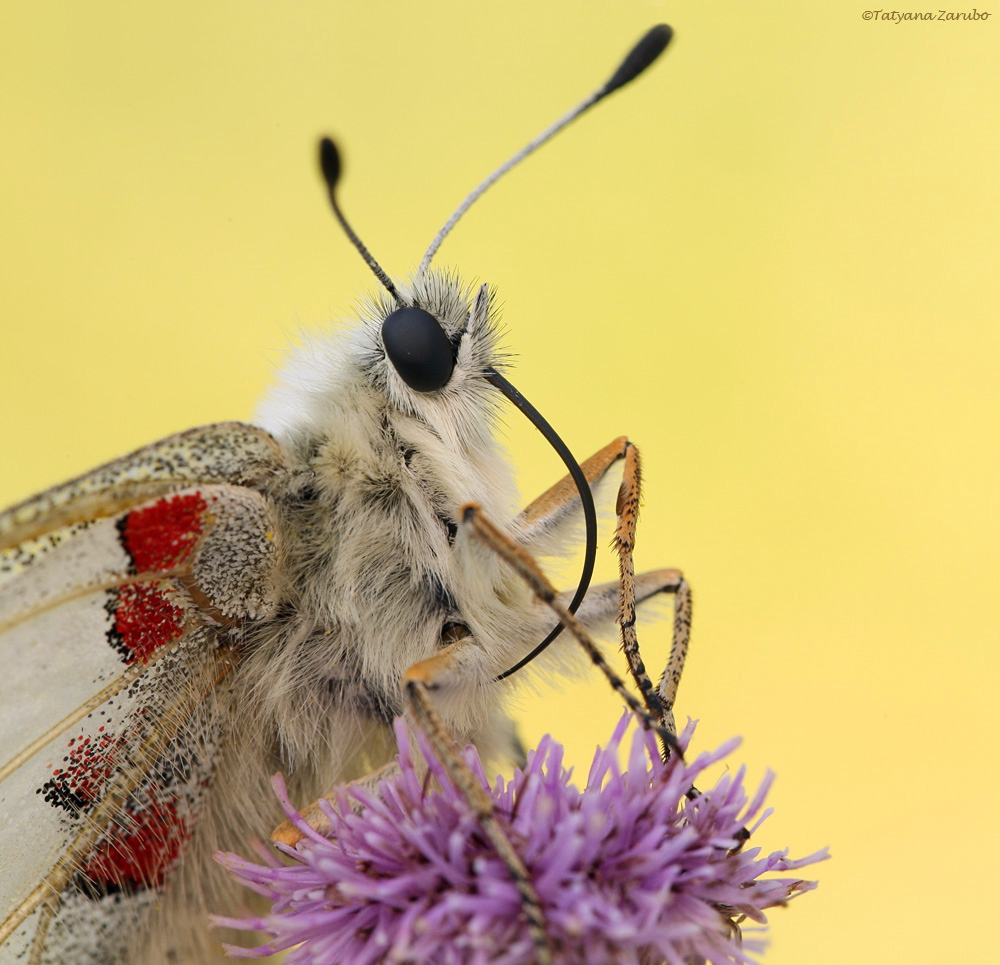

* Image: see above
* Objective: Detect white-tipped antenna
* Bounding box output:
[417,24,673,277]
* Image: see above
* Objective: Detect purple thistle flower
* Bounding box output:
[214,717,826,964]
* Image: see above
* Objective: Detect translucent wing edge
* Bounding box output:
[0,422,287,550]
[0,643,238,951]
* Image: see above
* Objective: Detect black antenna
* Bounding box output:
[318,137,403,304]
[418,24,673,276]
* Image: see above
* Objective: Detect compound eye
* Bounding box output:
[381,307,455,392]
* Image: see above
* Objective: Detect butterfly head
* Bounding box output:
[312,23,673,675]
[318,138,503,409]
[356,271,505,419]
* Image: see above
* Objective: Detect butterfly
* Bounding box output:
[0,24,680,964]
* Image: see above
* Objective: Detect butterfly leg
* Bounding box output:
[609,456,732,844]
[515,436,691,753]
[402,645,553,965]
[271,759,402,843]
[462,504,679,754]
[515,436,632,545]
[613,440,691,749]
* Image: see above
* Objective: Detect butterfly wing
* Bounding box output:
[0,423,288,963]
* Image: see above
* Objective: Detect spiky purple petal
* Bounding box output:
[215,717,826,963]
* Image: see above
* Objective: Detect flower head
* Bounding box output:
[215,717,826,963]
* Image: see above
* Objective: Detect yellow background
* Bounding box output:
[2,2,997,962]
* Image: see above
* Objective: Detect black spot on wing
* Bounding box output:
[103,587,130,664]
[114,515,138,575]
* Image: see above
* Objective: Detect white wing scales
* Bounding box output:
[0,425,288,963]
[0,422,285,549]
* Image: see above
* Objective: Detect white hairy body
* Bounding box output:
[0,272,619,962]
[1,23,676,960]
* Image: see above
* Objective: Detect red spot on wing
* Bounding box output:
[43,726,193,891]
[42,492,213,892]
[122,492,207,573]
[113,583,186,662]
[110,493,205,662]
[79,799,189,890]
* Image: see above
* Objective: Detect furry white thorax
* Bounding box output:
[249,270,546,763]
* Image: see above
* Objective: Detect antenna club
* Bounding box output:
[319,137,341,191]
[418,24,672,274]
[602,24,673,97]
[317,135,402,303]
